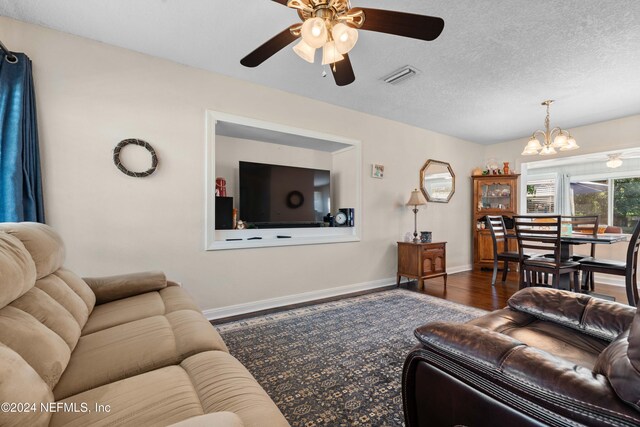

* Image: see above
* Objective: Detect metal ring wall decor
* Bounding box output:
[113,139,158,178]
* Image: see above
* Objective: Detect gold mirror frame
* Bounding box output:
[420,159,455,203]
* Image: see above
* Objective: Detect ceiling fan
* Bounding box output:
[240,0,445,86]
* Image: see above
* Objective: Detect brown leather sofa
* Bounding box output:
[0,222,289,427]
[403,287,640,426]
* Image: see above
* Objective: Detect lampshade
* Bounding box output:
[521,147,540,156]
[552,133,568,148]
[293,39,316,63]
[332,23,358,54]
[560,136,579,151]
[322,41,344,65]
[539,145,557,156]
[406,189,427,206]
[301,17,328,49]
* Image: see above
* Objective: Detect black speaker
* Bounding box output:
[215,197,234,230]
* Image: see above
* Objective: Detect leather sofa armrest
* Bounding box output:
[507,287,636,341]
[412,322,640,425]
[167,413,244,427]
[83,271,167,305]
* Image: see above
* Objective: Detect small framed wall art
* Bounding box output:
[371,163,384,179]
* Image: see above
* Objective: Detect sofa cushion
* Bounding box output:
[0,232,36,309]
[469,307,609,369]
[0,306,71,389]
[49,351,288,427]
[594,308,640,411]
[0,343,54,427]
[54,311,228,400]
[168,412,244,427]
[0,222,65,280]
[82,286,202,336]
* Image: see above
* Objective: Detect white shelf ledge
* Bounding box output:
[208,228,358,250]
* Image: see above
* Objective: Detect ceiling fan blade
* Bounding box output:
[356,7,445,41]
[240,27,299,68]
[331,54,355,86]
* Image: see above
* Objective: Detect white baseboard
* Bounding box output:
[204,265,475,320]
[203,277,395,320]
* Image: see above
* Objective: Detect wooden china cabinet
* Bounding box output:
[472,174,520,270]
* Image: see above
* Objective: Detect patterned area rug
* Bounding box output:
[216,289,486,427]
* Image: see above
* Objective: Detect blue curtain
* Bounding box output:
[0,52,44,223]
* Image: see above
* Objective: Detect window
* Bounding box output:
[526,176,557,214]
[570,176,640,233]
[613,178,640,233]
[571,180,608,222]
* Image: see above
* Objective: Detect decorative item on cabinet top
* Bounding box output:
[420,159,455,203]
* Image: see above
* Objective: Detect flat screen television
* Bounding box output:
[239,161,331,228]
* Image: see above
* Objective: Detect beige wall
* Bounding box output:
[0,17,484,312]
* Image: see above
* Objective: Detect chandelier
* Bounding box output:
[521,100,579,156]
[289,0,361,66]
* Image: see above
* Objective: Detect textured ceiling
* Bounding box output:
[1,0,639,144]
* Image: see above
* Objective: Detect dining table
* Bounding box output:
[507,232,628,292]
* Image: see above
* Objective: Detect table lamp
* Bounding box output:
[407,189,427,243]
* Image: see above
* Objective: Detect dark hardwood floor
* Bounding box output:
[403,269,629,311]
[211,269,630,324]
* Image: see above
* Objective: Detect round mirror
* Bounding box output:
[420,160,455,203]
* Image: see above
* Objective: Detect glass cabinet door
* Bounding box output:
[478,182,512,211]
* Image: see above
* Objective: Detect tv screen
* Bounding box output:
[239,161,330,227]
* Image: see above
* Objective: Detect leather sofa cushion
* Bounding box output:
[469,308,609,369]
[594,308,640,412]
[53,310,228,400]
[168,412,244,427]
[508,287,635,341]
[50,351,289,427]
[0,232,36,309]
[82,286,202,335]
[0,222,65,280]
[0,343,54,427]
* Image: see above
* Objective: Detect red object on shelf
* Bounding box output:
[215,177,227,197]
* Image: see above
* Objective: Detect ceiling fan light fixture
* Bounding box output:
[293,39,316,63]
[322,41,344,65]
[607,154,623,168]
[332,23,358,54]
[301,17,328,48]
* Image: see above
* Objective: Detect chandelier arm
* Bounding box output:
[532,130,546,141]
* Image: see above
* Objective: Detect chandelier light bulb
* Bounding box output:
[301,17,328,48]
[293,39,316,63]
[560,136,579,151]
[322,41,344,65]
[539,145,557,156]
[552,133,568,148]
[332,23,359,54]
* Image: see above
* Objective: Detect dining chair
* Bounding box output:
[486,215,521,286]
[579,219,640,307]
[513,215,580,291]
[562,215,599,291]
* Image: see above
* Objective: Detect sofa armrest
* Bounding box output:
[508,287,636,341]
[83,271,167,304]
[408,322,640,426]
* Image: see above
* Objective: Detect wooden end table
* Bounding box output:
[397,241,447,289]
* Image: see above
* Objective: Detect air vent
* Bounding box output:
[383,66,419,85]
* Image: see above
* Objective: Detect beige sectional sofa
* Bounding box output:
[0,222,289,427]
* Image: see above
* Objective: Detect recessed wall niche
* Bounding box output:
[205,111,362,250]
